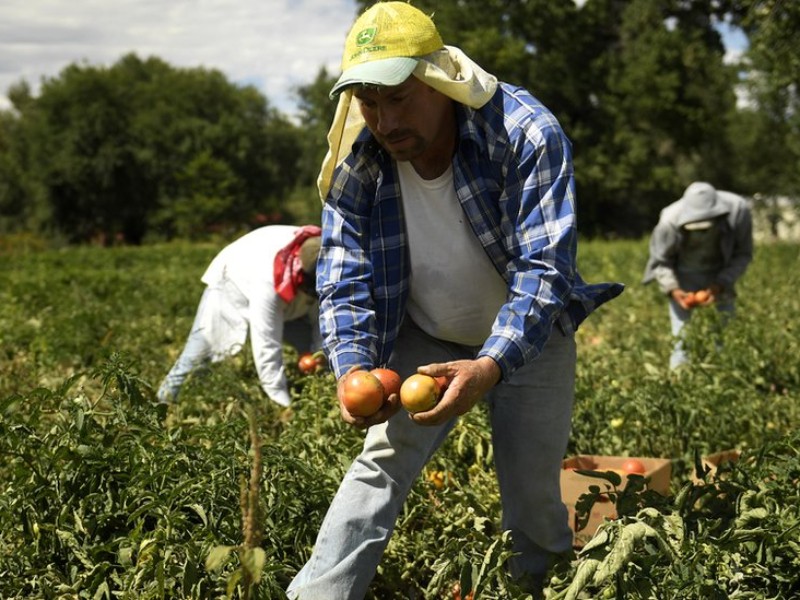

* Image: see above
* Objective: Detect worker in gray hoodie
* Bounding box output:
[643,182,753,369]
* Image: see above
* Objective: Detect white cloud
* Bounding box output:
[0,0,358,117]
[0,1,751,116]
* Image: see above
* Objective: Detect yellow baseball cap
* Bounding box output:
[330,2,444,98]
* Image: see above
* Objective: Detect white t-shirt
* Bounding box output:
[397,161,507,346]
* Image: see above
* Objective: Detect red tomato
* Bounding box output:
[621,458,647,475]
[298,353,324,374]
[694,289,710,304]
[341,370,384,417]
[370,368,402,398]
[452,582,474,600]
[433,375,449,396]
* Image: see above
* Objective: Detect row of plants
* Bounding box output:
[1,239,798,598]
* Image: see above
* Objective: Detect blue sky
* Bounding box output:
[0,1,748,119]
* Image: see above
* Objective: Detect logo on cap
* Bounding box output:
[355,27,377,46]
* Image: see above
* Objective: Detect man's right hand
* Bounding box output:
[337,366,401,429]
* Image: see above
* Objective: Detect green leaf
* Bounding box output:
[186,503,208,527]
[92,580,110,600]
[205,545,235,572]
[643,362,660,376]
[226,568,243,599]
[240,547,266,583]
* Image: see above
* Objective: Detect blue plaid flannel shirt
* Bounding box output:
[318,82,624,380]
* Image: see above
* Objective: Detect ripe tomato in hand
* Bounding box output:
[433,375,449,396]
[341,370,385,417]
[400,374,439,414]
[370,368,402,399]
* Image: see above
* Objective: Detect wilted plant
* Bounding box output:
[206,405,266,599]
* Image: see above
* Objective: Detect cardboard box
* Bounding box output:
[560,455,672,547]
[693,449,741,483]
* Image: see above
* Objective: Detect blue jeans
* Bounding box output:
[157,284,248,403]
[157,283,313,404]
[287,320,576,599]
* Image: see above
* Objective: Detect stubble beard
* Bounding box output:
[377,130,426,162]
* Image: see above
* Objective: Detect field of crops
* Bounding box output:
[1,237,799,599]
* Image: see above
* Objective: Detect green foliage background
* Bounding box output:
[1,239,798,598]
[2,0,799,242]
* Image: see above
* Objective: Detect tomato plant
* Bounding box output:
[0,239,797,599]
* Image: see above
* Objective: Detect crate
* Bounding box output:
[692,449,741,483]
[560,454,672,547]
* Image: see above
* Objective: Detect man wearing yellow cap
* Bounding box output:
[288,3,623,598]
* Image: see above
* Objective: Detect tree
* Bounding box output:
[13,54,303,243]
[733,0,800,197]
[347,0,742,236]
[7,3,791,241]
[294,68,340,186]
[282,68,340,225]
[0,83,49,234]
[578,0,739,235]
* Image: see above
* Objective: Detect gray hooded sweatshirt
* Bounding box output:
[642,182,753,296]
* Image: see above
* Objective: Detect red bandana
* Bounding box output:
[274,225,322,303]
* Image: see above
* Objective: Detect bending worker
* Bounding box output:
[643,181,753,369]
[157,224,322,407]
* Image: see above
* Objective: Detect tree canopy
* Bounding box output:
[1,54,301,243]
[1,0,798,243]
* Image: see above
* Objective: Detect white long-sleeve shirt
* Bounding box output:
[201,225,321,406]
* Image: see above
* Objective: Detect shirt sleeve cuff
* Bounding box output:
[329,349,374,379]
[263,385,291,407]
[477,344,520,382]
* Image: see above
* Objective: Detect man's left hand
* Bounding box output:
[410,356,501,426]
